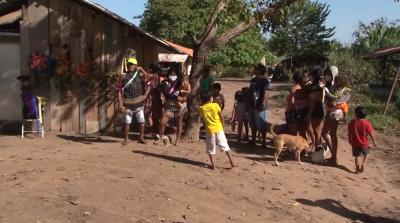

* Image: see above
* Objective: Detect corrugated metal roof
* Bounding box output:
[363,46,400,60]
[0,0,190,55]
[0,0,25,16]
[0,8,21,25]
[164,40,194,57]
[78,0,184,55]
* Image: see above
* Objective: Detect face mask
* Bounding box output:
[168,75,177,82]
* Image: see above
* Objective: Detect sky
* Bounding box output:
[92,0,400,44]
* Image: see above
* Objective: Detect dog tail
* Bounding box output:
[269,123,277,137]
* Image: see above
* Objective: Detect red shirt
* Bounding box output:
[348,118,374,148]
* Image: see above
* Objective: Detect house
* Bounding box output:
[0,0,193,134]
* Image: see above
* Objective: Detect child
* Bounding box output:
[230,90,241,132]
[178,75,191,114]
[211,83,225,110]
[348,106,377,174]
[232,88,249,142]
[199,92,235,170]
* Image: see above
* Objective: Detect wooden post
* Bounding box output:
[383,66,400,116]
[48,0,63,132]
[70,1,82,133]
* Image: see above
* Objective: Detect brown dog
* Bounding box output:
[270,124,310,166]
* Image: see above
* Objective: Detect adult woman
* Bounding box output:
[144,64,163,138]
[307,68,325,151]
[155,66,186,146]
[286,70,309,138]
[322,69,351,165]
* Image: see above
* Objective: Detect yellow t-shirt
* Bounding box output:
[199,102,223,134]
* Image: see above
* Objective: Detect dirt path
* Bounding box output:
[0,80,399,223]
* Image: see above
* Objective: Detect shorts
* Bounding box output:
[248,108,268,131]
[328,109,344,121]
[180,102,188,114]
[286,108,308,123]
[352,147,369,157]
[125,106,145,124]
[206,131,230,155]
[166,108,181,118]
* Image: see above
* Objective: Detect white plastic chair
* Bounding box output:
[21,96,45,139]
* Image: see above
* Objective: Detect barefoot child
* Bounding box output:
[199,92,235,170]
[348,106,377,174]
[235,88,249,142]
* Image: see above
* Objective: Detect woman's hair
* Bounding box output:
[292,71,304,84]
[355,106,367,119]
[148,63,160,74]
[310,68,322,84]
[254,63,267,76]
[168,66,181,76]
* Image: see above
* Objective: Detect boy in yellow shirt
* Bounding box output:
[199,92,235,170]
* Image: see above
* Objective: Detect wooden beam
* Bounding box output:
[27,0,50,130]
[70,1,81,133]
[383,66,400,115]
[48,0,63,132]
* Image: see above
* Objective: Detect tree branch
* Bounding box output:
[214,0,299,48]
[199,0,229,44]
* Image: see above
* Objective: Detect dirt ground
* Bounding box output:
[0,80,399,223]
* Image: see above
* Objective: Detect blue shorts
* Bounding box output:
[352,147,369,157]
[248,108,268,131]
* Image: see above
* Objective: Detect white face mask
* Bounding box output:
[168,75,177,82]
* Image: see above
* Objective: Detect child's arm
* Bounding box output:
[221,95,225,111]
[347,126,352,144]
[368,132,377,148]
[231,103,236,122]
[218,111,225,128]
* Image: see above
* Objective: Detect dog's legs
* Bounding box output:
[274,147,282,167]
[296,150,303,165]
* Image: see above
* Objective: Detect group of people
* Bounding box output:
[284,65,376,172]
[227,64,376,173]
[117,58,190,146]
[118,58,377,173]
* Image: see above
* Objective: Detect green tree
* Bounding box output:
[268,0,334,66]
[352,18,400,85]
[140,0,216,46]
[140,0,267,67]
[142,0,300,139]
[207,28,267,66]
[352,18,400,55]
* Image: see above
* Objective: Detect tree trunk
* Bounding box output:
[182,0,300,141]
[183,45,210,141]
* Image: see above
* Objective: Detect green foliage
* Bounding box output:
[268,0,335,61]
[214,66,251,78]
[352,18,400,55]
[366,114,398,131]
[207,28,267,66]
[140,0,269,67]
[140,0,217,46]
[328,45,376,88]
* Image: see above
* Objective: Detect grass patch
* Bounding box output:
[275,91,289,107]
[349,88,400,136]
